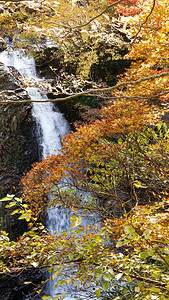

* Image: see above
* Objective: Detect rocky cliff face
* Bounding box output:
[0,40,43,299]
[0,60,39,199]
[0,54,41,243]
[0,269,44,300]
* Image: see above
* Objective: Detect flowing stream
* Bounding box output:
[0,50,99,299]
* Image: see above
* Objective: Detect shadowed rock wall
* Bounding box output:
[0,61,39,199]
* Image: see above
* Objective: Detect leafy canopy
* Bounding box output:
[0,0,169,299]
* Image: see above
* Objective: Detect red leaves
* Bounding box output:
[108,0,147,16]
[20,95,157,216]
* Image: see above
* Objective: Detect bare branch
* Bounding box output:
[92,90,169,100]
[0,71,168,104]
[131,0,156,44]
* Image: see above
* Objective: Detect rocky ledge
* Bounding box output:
[0,269,44,300]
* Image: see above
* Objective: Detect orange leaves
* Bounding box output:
[101,100,153,134]
[21,94,163,216]
[19,0,168,223]
[115,0,169,111]
[126,0,169,71]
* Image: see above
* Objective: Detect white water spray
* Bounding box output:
[0,50,69,158]
[0,50,74,297]
[0,50,99,299]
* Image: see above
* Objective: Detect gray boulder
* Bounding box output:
[0,62,28,101]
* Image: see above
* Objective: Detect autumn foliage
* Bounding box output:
[108,0,148,16]
[21,0,169,217]
[0,0,169,299]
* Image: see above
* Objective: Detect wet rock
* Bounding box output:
[0,59,42,298]
[0,62,27,96]
[0,38,7,52]
[0,62,39,200]
[90,58,133,86]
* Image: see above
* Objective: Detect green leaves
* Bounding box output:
[102,281,109,291]
[70,214,82,228]
[103,273,111,281]
[124,226,137,239]
[95,288,101,298]
[124,275,132,283]
[92,235,103,242]
[18,211,32,222]
[139,251,149,259]
[1,189,169,300]
[116,225,138,247]
[1,194,33,222]
[52,270,60,280]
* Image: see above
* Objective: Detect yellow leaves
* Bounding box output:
[41,294,51,299]
[166,21,169,32]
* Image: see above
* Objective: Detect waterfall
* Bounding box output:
[0,50,69,157]
[0,50,73,297]
[0,50,99,300]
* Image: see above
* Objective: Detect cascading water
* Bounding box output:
[0,49,73,233]
[0,49,99,299]
[0,50,69,158]
[0,50,73,297]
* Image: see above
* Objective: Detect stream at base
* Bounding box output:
[0,50,99,300]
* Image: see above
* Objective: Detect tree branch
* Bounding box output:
[43,0,124,30]
[0,261,167,291]
[43,0,156,47]
[131,0,156,44]
[0,71,168,104]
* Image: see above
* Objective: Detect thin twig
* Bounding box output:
[131,0,156,44]
[43,0,124,30]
